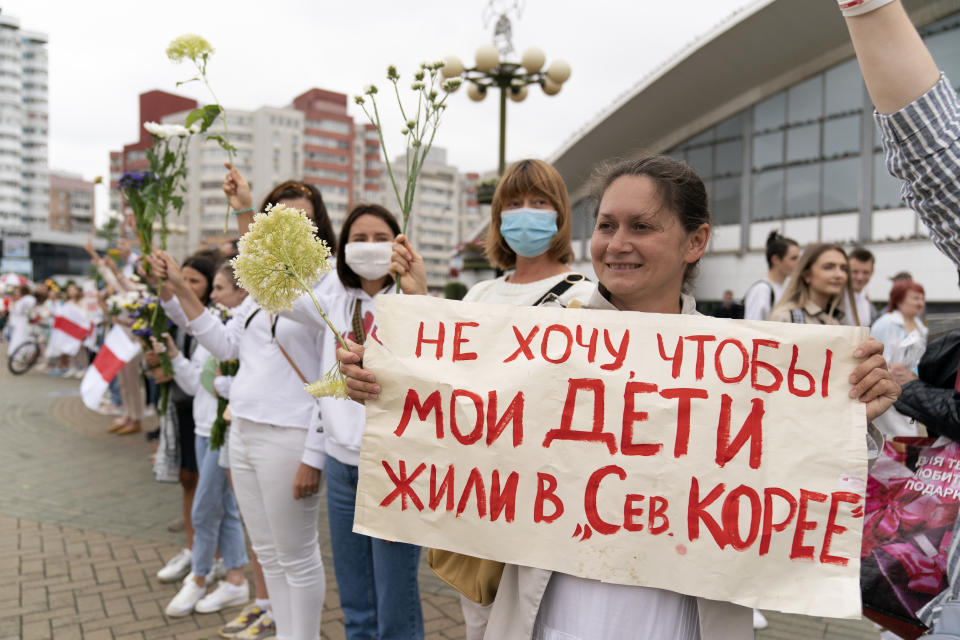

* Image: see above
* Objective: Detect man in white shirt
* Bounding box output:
[844,247,877,326]
[743,230,799,321]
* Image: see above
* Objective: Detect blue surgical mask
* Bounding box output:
[499,208,558,258]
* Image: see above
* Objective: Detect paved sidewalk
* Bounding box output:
[0,357,883,639]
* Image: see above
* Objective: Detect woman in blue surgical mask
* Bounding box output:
[388,158,595,639]
[392,159,595,313]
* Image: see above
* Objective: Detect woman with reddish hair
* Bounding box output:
[870,279,927,438]
[871,279,927,367]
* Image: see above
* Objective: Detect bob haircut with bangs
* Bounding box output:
[485,159,574,270]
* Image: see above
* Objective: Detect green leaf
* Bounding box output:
[185,107,206,129]
[206,134,237,155]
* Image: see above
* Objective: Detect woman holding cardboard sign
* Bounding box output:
[339,153,899,639]
[388,157,594,640]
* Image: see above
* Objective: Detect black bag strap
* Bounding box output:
[744,280,775,307]
[244,307,260,330]
[532,273,588,307]
[790,308,805,324]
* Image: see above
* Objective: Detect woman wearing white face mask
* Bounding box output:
[282,203,424,640]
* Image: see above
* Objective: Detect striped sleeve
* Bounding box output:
[876,74,960,269]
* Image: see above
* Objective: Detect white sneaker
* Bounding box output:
[209,557,227,582]
[194,579,249,614]
[183,558,227,586]
[157,548,192,583]
[752,609,768,630]
[164,579,206,617]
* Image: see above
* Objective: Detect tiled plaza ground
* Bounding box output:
[0,353,883,639]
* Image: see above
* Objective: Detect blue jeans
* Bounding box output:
[192,435,248,576]
[326,456,424,640]
[108,377,122,406]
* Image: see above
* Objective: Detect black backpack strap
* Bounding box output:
[533,273,589,307]
[244,307,261,330]
[790,309,805,324]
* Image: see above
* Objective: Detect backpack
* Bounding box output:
[734,280,776,320]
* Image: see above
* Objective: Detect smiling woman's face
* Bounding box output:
[590,175,708,312]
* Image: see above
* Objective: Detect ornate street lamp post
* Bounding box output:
[441,46,570,176]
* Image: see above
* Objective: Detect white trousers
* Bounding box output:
[230,416,325,640]
[461,594,492,640]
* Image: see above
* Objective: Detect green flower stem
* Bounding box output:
[365,97,404,218]
[198,73,235,233]
[296,277,351,351]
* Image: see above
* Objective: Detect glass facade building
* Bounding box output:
[570,12,960,250]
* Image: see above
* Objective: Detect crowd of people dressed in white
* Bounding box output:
[5,1,960,638]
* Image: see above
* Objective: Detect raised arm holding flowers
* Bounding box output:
[167,34,237,232]
[221,164,254,235]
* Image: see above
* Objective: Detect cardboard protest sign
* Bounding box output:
[354,295,871,618]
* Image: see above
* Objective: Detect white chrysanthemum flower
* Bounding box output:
[166,34,214,63]
[145,122,191,139]
[232,203,332,312]
[144,122,168,138]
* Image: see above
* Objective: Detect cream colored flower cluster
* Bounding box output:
[304,368,348,399]
[165,34,214,64]
[232,203,333,312]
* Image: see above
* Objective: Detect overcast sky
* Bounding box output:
[2,0,754,219]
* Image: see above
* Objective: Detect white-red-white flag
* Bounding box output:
[46,303,93,358]
[80,326,141,410]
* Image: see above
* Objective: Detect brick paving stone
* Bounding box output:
[0,354,887,640]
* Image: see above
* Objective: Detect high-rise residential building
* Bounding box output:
[354,122,385,209]
[162,104,304,256]
[458,172,483,245]
[0,13,48,230]
[394,147,470,293]
[293,88,386,232]
[108,151,122,215]
[49,171,94,234]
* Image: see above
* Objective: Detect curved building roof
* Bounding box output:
[551,0,960,198]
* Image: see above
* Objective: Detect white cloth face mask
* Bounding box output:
[345,241,392,281]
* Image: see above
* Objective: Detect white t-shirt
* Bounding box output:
[743,278,785,321]
[534,573,700,640]
[532,288,702,640]
[843,290,874,327]
[463,272,595,307]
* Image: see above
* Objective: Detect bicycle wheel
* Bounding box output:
[8,340,40,375]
